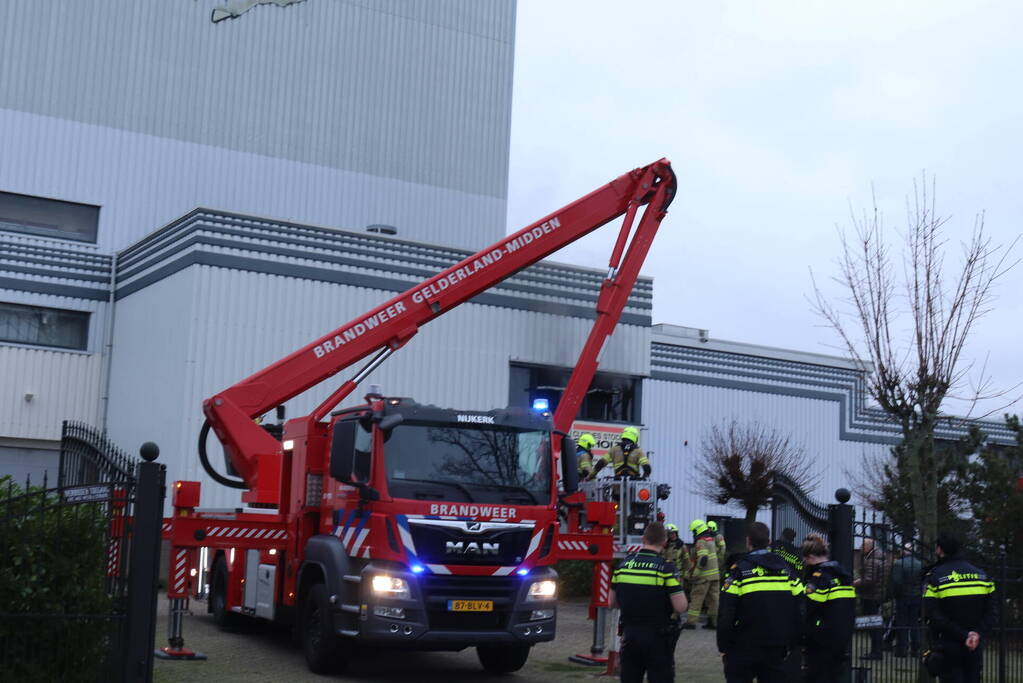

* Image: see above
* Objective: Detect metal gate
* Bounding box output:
[0,421,165,683]
[851,508,1023,683]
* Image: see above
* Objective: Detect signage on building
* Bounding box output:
[569,421,629,458]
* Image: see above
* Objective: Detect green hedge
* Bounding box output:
[555,560,595,597]
[0,476,117,682]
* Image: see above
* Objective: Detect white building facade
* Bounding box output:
[1,1,1010,523]
[0,0,517,481]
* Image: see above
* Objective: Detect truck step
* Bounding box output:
[341,603,360,614]
[343,574,361,583]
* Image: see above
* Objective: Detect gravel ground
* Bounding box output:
[152,594,726,682]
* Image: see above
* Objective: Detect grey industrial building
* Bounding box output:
[1,1,1009,525]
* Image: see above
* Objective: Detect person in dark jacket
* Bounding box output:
[770,527,803,574]
[854,537,886,659]
[801,534,856,683]
[891,542,923,657]
[717,522,802,683]
[611,521,688,683]
[922,532,996,683]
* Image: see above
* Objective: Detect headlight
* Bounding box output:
[371,575,410,599]
[527,580,557,601]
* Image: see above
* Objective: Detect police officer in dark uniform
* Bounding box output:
[610,521,688,683]
[717,522,802,683]
[801,534,855,683]
[922,532,996,683]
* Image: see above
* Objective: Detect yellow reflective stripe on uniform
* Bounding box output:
[613,574,662,586]
[924,581,995,598]
[737,582,800,595]
[726,575,797,596]
[808,585,856,599]
[805,585,854,602]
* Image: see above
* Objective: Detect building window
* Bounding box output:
[509,363,642,424]
[0,191,99,242]
[0,303,90,350]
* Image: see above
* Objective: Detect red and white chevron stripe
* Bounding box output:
[557,539,590,551]
[170,548,190,597]
[106,537,121,577]
[596,561,611,605]
[205,526,287,540]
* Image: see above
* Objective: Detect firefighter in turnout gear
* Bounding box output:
[800,534,855,683]
[717,522,803,683]
[922,532,996,683]
[610,522,688,683]
[683,519,719,630]
[662,523,693,582]
[589,426,649,480]
[708,520,726,572]
[576,433,597,479]
[661,523,691,669]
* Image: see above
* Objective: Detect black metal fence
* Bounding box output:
[0,424,165,682]
[59,419,137,488]
[771,473,830,541]
[852,508,1023,683]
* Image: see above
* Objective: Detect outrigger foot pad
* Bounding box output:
[569,653,608,666]
[155,647,208,660]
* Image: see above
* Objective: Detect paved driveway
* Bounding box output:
[153,595,725,682]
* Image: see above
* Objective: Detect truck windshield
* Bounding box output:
[384,423,550,505]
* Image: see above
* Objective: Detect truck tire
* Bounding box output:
[302,582,345,674]
[211,559,241,630]
[477,644,530,674]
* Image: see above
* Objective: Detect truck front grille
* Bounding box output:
[419,574,519,632]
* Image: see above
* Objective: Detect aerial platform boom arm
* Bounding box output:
[204,160,676,501]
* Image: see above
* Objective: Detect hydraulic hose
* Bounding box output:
[198,418,247,489]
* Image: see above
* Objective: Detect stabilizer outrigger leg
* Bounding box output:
[154,547,207,661]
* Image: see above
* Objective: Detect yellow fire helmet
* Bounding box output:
[621,426,640,444]
[577,433,596,451]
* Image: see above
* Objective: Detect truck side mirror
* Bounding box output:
[330,421,357,482]
[560,435,579,494]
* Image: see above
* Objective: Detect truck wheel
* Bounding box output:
[477,644,530,674]
[211,560,241,630]
[302,583,345,674]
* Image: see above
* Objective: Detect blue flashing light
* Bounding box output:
[516,568,530,576]
[411,565,425,574]
[531,398,550,412]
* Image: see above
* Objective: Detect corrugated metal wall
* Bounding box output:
[0,345,103,441]
[106,262,649,511]
[643,377,889,530]
[0,0,515,252]
[0,234,111,443]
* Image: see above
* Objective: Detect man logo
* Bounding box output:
[466,521,482,532]
[446,541,500,556]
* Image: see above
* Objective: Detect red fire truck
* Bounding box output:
[160,159,676,674]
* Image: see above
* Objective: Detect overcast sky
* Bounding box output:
[507,0,1023,421]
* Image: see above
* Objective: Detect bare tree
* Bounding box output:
[694,420,819,523]
[812,176,1016,548]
